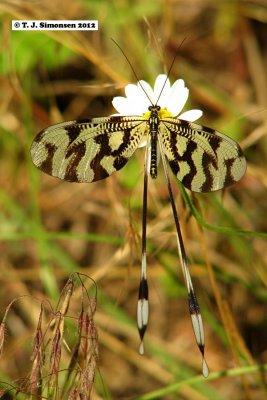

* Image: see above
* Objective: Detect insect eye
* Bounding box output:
[148,106,152,110]
[156,105,160,111]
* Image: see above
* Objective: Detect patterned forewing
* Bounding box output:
[159,119,246,192]
[31,117,147,182]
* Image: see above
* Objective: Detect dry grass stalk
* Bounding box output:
[0,273,99,399]
[27,304,44,397]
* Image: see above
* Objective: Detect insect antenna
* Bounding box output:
[111,38,153,106]
[155,36,188,106]
[158,138,209,378]
[137,136,150,355]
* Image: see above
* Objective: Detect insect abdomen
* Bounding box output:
[148,107,160,179]
[150,131,157,179]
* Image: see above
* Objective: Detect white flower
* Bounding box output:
[112,74,203,121]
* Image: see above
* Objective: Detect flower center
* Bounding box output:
[159,108,173,118]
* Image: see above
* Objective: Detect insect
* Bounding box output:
[31,64,246,377]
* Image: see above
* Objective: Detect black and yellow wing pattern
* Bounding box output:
[159,118,246,192]
[31,116,147,183]
[31,115,246,191]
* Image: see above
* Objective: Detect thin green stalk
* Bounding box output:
[136,363,267,400]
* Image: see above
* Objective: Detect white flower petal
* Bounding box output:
[112,75,198,118]
[138,80,155,104]
[167,79,185,99]
[166,82,189,116]
[125,83,151,114]
[125,84,147,103]
[112,96,129,114]
[178,109,203,122]
[112,96,138,115]
[124,84,139,99]
[153,74,171,106]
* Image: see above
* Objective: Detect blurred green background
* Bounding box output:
[0,0,267,399]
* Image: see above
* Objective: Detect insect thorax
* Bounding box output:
[143,105,174,179]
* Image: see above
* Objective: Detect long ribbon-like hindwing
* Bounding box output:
[159,136,209,377]
[137,140,149,355]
